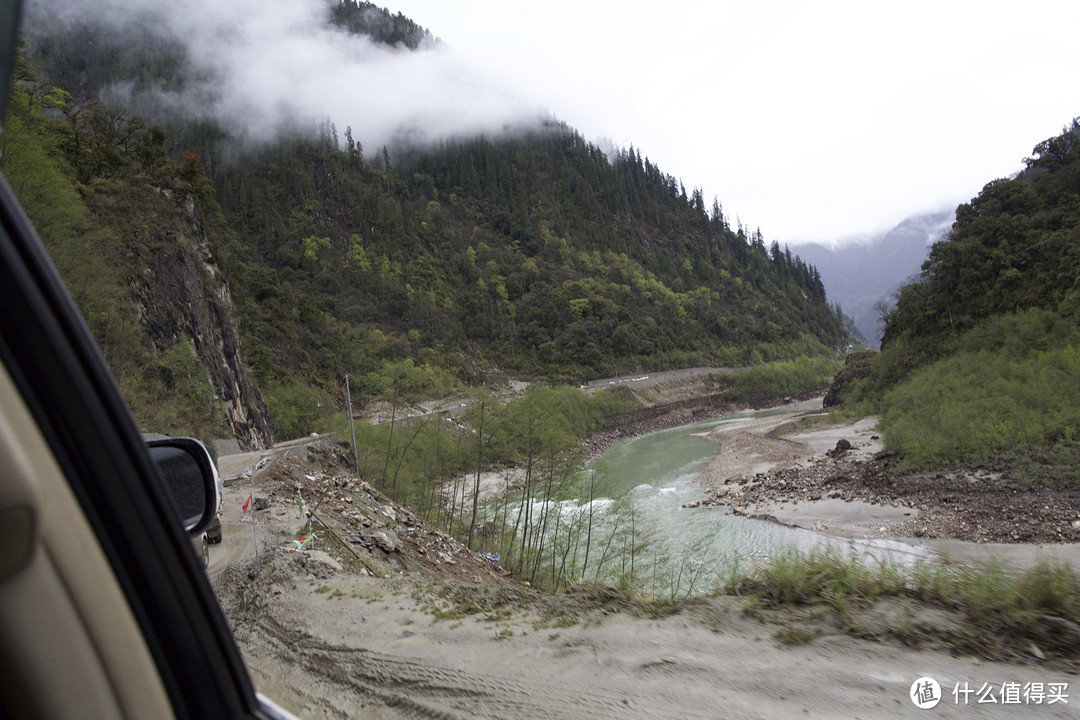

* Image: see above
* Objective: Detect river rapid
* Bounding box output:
[563,400,927,595]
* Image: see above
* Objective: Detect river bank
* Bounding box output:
[688,408,1080,568]
[444,388,825,510]
[580,389,823,465]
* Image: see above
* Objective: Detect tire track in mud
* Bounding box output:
[251,612,668,720]
[226,566,715,720]
[236,591,471,719]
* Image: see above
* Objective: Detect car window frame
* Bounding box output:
[0,170,264,718]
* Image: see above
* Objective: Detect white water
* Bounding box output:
[566,402,928,594]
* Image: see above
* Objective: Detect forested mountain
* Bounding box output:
[20,0,433,164]
[884,125,1080,352]
[7,2,845,441]
[214,125,843,390]
[328,0,433,49]
[0,48,273,446]
[838,120,1080,473]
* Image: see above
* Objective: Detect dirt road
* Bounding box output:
[585,366,735,392]
[222,565,1076,719]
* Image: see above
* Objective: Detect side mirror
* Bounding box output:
[146,438,220,537]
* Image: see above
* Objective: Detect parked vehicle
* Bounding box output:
[207,514,224,544]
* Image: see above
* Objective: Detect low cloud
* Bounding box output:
[28,0,546,151]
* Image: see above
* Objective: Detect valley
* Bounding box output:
[3,3,1079,716]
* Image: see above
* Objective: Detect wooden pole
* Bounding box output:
[345,374,359,475]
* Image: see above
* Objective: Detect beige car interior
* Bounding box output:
[0,360,175,719]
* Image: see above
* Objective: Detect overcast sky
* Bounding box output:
[36,0,1078,245]
[386,0,1079,244]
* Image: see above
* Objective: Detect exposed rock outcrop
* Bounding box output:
[127,184,272,449]
[823,350,878,408]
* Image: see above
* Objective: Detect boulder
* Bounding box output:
[367,530,401,553]
[827,438,852,457]
[305,550,343,573]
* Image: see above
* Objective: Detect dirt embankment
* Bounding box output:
[212,440,516,588]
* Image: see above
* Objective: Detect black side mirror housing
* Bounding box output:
[146,438,220,537]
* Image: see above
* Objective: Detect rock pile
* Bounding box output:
[238,441,517,585]
[688,441,1080,545]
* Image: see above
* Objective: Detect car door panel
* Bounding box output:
[0,172,265,718]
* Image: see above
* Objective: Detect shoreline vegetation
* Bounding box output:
[727,549,1080,664]
[284,360,839,590]
[446,394,1080,666]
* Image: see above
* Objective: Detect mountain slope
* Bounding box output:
[213,126,845,391]
[12,1,847,438]
[791,211,954,345]
[836,119,1080,472]
[0,63,272,446]
[885,122,1080,351]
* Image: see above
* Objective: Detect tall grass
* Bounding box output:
[727,549,1080,659]
[727,549,908,607]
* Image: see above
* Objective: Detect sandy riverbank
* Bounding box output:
[692,409,1080,568]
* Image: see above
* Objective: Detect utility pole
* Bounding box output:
[345,374,359,475]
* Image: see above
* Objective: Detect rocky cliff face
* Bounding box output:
[126,185,273,450]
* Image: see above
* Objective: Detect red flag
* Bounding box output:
[242,494,252,513]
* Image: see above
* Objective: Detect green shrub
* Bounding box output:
[262,380,336,441]
[880,343,1080,469]
[725,357,840,403]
